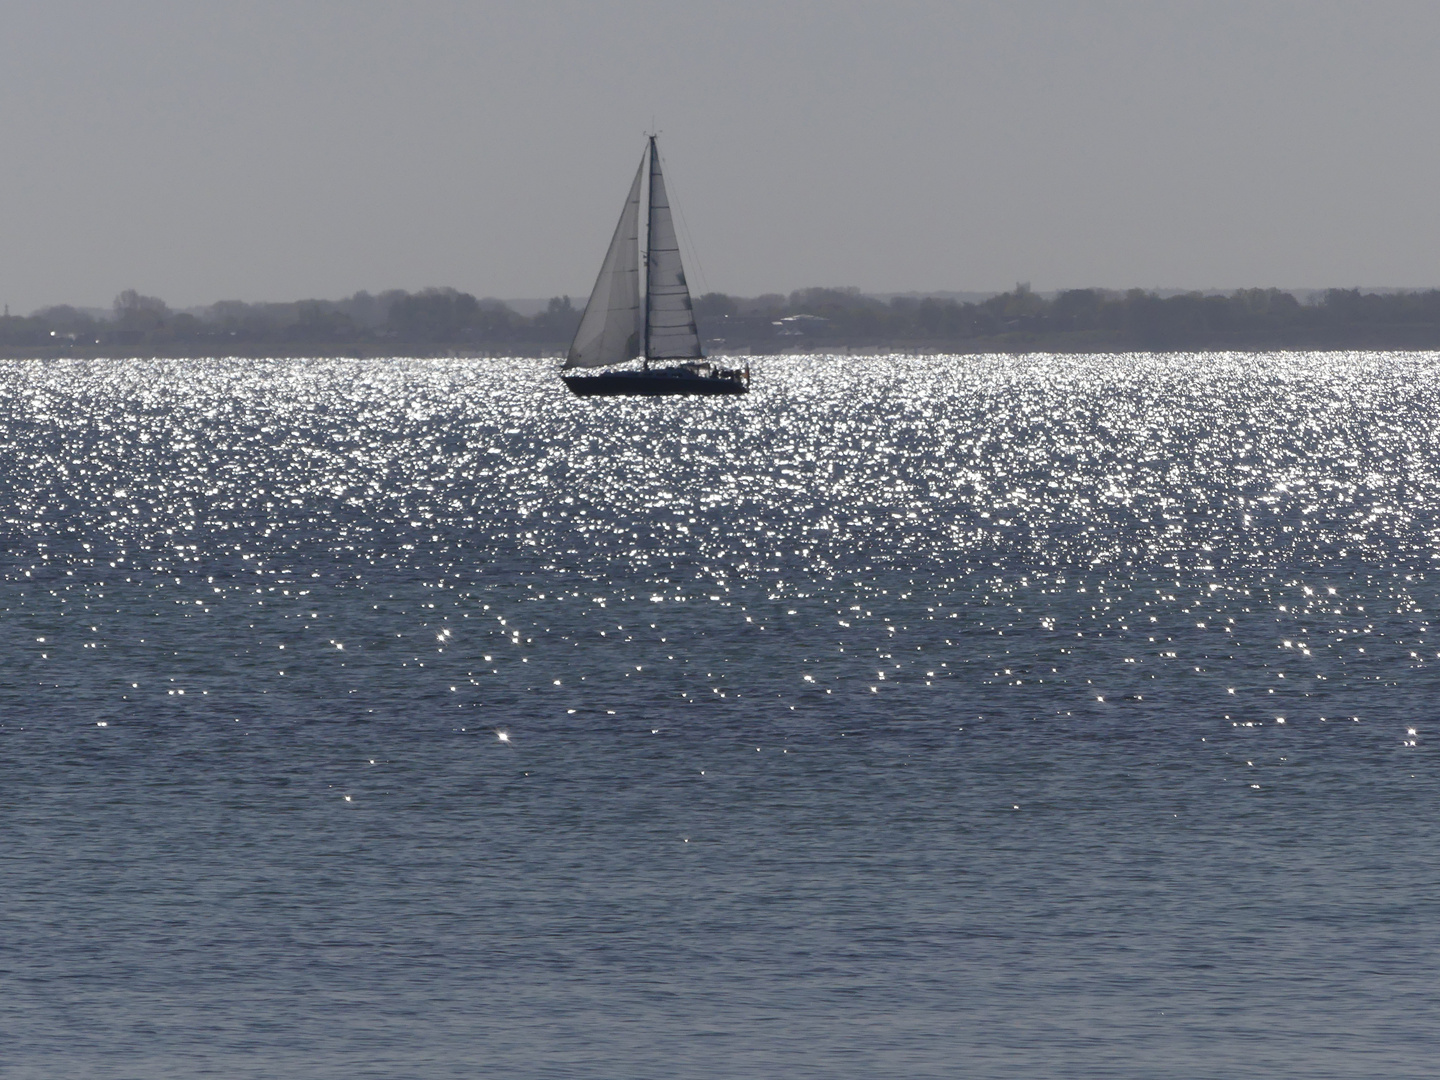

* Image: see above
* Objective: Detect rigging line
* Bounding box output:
[654,142,711,301]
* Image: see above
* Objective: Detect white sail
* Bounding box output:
[644,139,704,360]
[564,153,645,369]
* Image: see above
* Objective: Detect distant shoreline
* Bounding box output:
[11,340,1440,361]
[7,284,1440,358]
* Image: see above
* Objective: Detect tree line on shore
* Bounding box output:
[0,289,583,354]
[6,283,1440,355]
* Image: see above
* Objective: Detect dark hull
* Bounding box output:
[563,368,748,397]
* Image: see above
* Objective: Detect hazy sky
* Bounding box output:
[2,0,1438,312]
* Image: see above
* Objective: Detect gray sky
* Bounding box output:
[2,0,1438,312]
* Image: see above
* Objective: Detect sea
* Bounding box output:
[1,352,1437,1079]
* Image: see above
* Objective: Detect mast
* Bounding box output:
[642,136,654,368]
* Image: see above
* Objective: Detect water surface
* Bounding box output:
[2,353,1437,1078]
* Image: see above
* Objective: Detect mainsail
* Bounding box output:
[644,138,703,360]
[564,154,645,369]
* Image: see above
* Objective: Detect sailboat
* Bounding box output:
[562,136,749,396]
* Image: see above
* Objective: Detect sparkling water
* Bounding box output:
[2,354,1437,1078]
